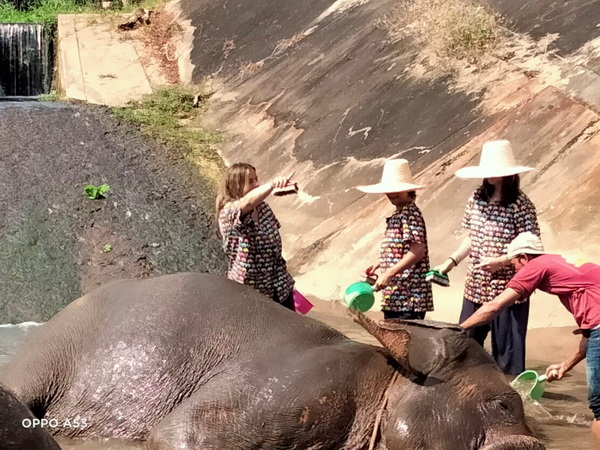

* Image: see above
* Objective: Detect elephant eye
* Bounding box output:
[480,392,523,421]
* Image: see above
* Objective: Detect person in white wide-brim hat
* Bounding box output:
[433,139,541,376]
[356,159,433,320]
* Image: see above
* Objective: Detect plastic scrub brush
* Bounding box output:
[426,270,450,287]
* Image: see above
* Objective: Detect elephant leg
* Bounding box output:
[145,368,255,450]
[146,365,357,450]
[145,383,245,450]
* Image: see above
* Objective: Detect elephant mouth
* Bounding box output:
[480,434,546,450]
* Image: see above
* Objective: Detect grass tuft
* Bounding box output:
[385,0,501,63]
[38,91,58,101]
[0,0,166,25]
[0,0,85,24]
[111,86,224,187]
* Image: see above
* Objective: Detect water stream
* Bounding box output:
[0,23,53,97]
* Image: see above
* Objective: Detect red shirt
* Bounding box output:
[507,254,600,329]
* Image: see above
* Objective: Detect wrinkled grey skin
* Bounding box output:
[0,383,60,450]
[1,273,545,449]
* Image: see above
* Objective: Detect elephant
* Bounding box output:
[1,273,545,449]
[0,383,60,449]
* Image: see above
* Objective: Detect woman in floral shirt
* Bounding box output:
[216,163,295,310]
[435,140,540,375]
[358,159,433,319]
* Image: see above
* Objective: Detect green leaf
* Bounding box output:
[83,184,110,199]
[102,244,112,253]
[84,185,98,199]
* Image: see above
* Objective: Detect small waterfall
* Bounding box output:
[0,24,53,97]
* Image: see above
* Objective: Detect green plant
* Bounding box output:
[0,0,167,25]
[0,0,86,25]
[102,244,112,253]
[84,184,110,199]
[38,92,58,102]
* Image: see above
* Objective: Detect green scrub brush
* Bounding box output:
[426,270,450,287]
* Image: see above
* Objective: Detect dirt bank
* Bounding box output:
[0,101,225,323]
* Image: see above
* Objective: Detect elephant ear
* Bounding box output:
[348,310,412,371]
[349,310,468,377]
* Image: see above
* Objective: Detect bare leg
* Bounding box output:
[592,419,600,445]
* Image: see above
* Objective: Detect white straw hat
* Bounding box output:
[506,232,546,259]
[357,159,424,194]
[455,140,534,179]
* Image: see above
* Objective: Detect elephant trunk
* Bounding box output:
[481,435,546,450]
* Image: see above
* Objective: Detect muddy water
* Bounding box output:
[0,305,597,449]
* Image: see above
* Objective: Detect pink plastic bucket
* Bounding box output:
[293,290,314,315]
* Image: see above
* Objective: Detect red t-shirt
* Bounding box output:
[507,254,600,329]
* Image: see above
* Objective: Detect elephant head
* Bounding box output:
[350,311,545,450]
[0,383,61,450]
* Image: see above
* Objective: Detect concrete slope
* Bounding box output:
[181,0,532,235]
[178,0,600,327]
[487,0,600,55]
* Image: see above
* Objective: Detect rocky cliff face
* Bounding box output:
[179,0,600,327]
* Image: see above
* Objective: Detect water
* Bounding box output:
[0,23,53,96]
[0,304,597,449]
[0,322,41,366]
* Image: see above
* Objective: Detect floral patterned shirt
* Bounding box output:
[218,201,294,302]
[462,188,540,304]
[379,202,433,313]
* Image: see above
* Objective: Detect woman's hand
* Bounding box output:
[476,256,508,273]
[545,363,567,382]
[270,176,290,189]
[270,170,296,190]
[374,270,394,291]
[365,264,380,277]
[433,258,456,274]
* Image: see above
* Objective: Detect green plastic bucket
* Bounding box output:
[344,281,375,312]
[511,370,547,400]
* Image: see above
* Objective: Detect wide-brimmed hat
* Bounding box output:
[455,140,534,179]
[357,159,424,194]
[506,232,546,259]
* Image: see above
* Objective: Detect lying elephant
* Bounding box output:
[0,383,60,449]
[2,273,544,449]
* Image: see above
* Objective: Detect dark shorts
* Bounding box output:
[273,290,295,311]
[587,328,600,419]
[459,298,529,375]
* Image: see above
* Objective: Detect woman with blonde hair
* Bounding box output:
[216,163,296,310]
[434,140,540,376]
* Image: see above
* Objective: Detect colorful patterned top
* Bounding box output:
[462,188,540,304]
[379,202,433,313]
[218,201,294,302]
